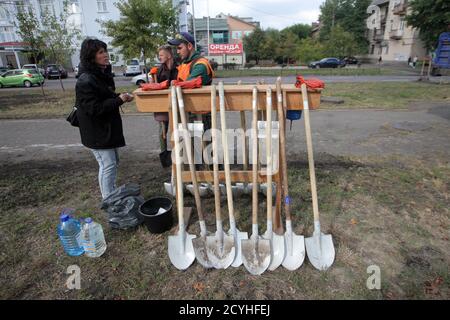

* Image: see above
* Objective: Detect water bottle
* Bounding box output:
[57,214,84,256]
[81,218,107,258]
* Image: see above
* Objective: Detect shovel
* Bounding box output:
[206,84,236,269]
[261,87,285,271]
[301,83,335,271]
[176,86,213,269]
[242,86,271,275]
[168,86,196,270]
[218,81,248,268]
[276,79,305,271]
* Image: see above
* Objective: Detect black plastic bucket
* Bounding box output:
[139,197,173,233]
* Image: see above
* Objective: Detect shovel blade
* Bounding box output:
[263,231,285,271]
[186,184,210,198]
[305,233,335,271]
[193,236,214,268]
[230,229,249,267]
[164,182,176,197]
[282,232,305,271]
[168,233,196,270]
[206,233,235,269]
[241,237,271,275]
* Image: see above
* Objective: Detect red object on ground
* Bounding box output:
[295,75,325,89]
[172,76,202,89]
[140,80,169,91]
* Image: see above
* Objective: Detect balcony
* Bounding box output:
[393,2,407,15]
[389,29,403,40]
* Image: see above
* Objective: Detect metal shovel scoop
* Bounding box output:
[276,79,305,271]
[218,81,248,267]
[176,86,213,269]
[168,86,196,270]
[300,83,335,271]
[206,84,236,269]
[242,86,271,275]
[261,87,285,271]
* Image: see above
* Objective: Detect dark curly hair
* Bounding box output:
[79,38,108,71]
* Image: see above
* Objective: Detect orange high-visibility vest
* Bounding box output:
[177,57,214,83]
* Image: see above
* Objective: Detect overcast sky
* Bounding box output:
[189,0,324,30]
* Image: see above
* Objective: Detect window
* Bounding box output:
[39,0,54,16]
[15,0,31,14]
[232,31,242,40]
[0,26,16,42]
[244,31,252,37]
[212,31,228,44]
[68,0,80,14]
[97,0,107,12]
[0,6,10,20]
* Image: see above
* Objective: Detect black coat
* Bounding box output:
[75,65,125,149]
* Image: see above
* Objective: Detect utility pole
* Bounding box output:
[191,0,197,51]
[206,0,210,57]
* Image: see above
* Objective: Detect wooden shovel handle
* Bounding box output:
[301,84,320,222]
[266,88,273,223]
[219,82,235,220]
[276,79,291,221]
[211,85,221,221]
[176,86,205,222]
[240,111,248,171]
[252,87,258,225]
[171,87,184,229]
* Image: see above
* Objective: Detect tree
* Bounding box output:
[41,0,81,91]
[15,7,46,96]
[296,38,325,64]
[406,0,450,50]
[323,25,358,58]
[281,23,311,41]
[100,0,177,81]
[14,8,44,65]
[319,0,371,54]
[243,27,267,65]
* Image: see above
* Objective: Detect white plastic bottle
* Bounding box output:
[81,218,107,258]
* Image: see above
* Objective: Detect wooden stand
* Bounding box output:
[134,84,321,233]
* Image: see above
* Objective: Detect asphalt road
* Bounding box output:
[0,74,429,92]
[1,103,448,164]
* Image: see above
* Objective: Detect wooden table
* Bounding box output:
[134,84,322,233]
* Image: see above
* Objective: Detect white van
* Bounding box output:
[123,59,141,76]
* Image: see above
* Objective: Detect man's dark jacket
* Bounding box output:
[75,65,125,149]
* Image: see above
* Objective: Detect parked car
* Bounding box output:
[123,59,141,76]
[342,56,359,65]
[309,57,346,68]
[45,64,68,79]
[22,64,45,75]
[0,69,45,88]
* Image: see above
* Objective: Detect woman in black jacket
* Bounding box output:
[76,38,133,199]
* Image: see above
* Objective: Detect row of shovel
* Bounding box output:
[168,80,335,275]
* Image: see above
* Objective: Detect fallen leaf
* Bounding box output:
[193,282,205,293]
[424,277,443,295]
[350,218,358,225]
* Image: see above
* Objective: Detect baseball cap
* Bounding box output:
[168,32,196,46]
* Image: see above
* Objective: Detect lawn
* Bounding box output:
[0,153,448,299]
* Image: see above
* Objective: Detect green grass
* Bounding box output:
[0,154,448,299]
[215,67,395,78]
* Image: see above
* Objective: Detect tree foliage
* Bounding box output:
[14,8,44,64]
[100,0,177,67]
[406,0,450,50]
[243,27,267,64]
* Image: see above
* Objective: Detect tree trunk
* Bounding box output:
[59,74,65,91]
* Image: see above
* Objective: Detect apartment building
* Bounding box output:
[366,0,427,62]
[0,0,124,68]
